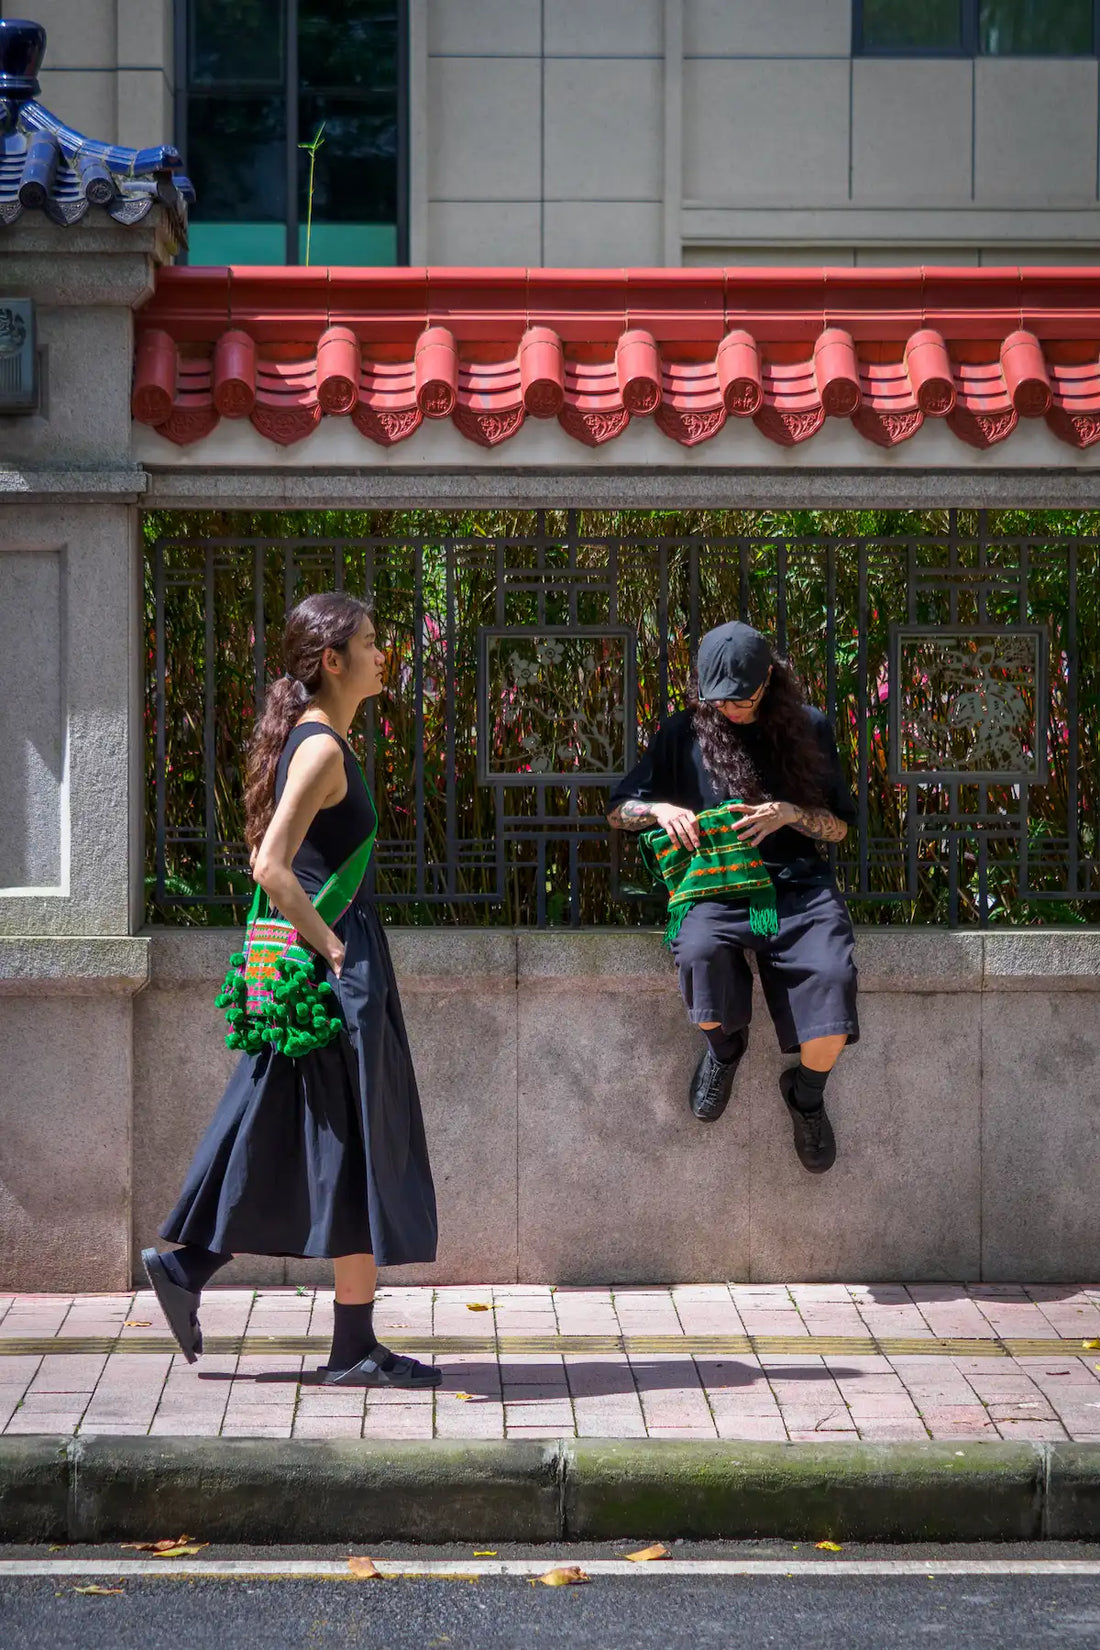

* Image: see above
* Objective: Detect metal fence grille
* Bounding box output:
[146,508,1100,928]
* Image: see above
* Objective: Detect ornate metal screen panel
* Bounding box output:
[146,509,1100,928]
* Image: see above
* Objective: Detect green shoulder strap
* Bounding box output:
[311,771,379,926]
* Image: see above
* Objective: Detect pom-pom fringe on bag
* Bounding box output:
[639,800,778,948]
[216,820,376,1059]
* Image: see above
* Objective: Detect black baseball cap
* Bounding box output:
[697,621,773,702]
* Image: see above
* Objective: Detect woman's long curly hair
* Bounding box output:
[243,592,373,854]
[688,650,831,808]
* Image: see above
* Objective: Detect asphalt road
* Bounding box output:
[3,1544,1100,1650]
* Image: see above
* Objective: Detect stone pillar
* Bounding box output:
[0,214,169,1289]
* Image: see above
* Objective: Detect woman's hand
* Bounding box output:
[323,934,346,979]
[730,800,794,847]
[652,802,701,850]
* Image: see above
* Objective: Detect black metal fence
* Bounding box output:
[145,508,1100,928]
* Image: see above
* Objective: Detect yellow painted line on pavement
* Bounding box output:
[0,1333,1093,1360]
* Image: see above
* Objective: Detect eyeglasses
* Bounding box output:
[714,680,767,711]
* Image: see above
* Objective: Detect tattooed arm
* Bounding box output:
[785,803,848,843]
[608,798,701,850]
[606,798,660,831]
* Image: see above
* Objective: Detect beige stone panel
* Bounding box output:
[27,0,116,69]
[684,245,856,265]
[0,550,63,890]
[427,200,541,265]
[428,0,541,55]
[517,983,750,1282]
[981,991,1100,1282]
[116,0,174,68]
[852,60,973,205]
[115,68,174,151]
[543,199,663,265]
[855,248,980,265]
[981,247,1100,265]
[544,0,663,56]
[975,59,1099,205]
[0,994,132,1291]
[683,59,850,205]
[748,993,981,1281]
[0,306,134,470]
[544,58,663,201]
[515,933,750,1284]
[35,66,116,140]
[685,0,851,57]
[0,503,138,940]
[428,56,542,201]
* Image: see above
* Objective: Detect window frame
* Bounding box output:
[173,0,408,267]
[853,0,1100,57]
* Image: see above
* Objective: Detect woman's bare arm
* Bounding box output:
[252,737,349,967]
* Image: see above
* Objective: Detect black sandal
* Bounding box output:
[319,1344,442,1388]
[141,1247,203,1363]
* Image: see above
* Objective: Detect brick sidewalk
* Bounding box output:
[3,1282,1100,1444]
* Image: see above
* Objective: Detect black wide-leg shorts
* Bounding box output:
[671,882,859,1054]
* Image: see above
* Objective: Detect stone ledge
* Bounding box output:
[983,930,1100,990]
[0,936,149,996]
[0,468,148,501]
[131,926,1100,993]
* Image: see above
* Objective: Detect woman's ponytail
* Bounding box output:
[243,675,311,854]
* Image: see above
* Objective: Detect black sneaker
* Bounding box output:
[779,1068,837,1174]
[689,1033,747,1122]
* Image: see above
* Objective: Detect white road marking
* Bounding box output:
[2,1558,1100,1580]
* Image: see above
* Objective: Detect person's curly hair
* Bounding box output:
[688,652,832,808]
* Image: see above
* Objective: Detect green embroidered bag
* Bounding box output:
[216,824,376,1059]
[639,801,778,948]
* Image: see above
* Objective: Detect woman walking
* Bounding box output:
[143,593,439,1387]
[609,620,859,1174]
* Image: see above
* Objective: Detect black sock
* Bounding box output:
[329,1300,378,1371]
[161,1245,232,1294]
[703,1025,748,1066]
[790,1063,829,1114]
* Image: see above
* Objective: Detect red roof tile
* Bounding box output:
[132,267,1100,452]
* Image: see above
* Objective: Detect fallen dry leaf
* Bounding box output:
[466,1302,491,1312]
[473,1550,497,1557]
[348,1555,385,1580]
[815,1541,843,1553]
[73,1584,124,1596]
[123,1320,152,1328]
[452,1391,476,1402]
[1083,1339,1100,1350]
[533,1565,590,1587]
[626,1544,671,1562]
[153,1542,209,1559]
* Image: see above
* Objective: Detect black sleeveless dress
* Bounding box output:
[160,723,438,1266]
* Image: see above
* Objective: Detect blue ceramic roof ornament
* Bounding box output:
[0,18,194,241]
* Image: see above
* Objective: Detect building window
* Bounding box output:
[175,0,406,267]
[855,0,1097,55]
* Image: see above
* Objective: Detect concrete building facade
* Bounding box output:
[25,0,1100,269]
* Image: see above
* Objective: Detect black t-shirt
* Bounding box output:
[609,706,857,890]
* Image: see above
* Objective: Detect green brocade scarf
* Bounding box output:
[639,802,779,948]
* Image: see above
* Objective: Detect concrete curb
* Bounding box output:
[1,1438,1099,1543]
